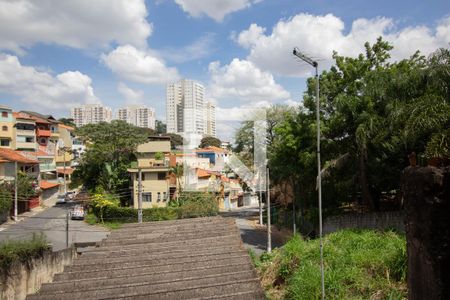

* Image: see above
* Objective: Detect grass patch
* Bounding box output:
[253,230,407,299]
[84,212,123,230]
[0,234,50,273]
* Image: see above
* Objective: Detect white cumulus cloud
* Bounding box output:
[117,82,144,105]
[174,0,261,22]
[101,45,180,85]
[209,58,290,102]
[0,0,151,54]
[237,14,450,77]
[0,53,99,110]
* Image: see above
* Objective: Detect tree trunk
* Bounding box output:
[358,154,375,211]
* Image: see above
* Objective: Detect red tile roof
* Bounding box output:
[56,167,74,175]
[196,146,228,153]
[40,181,59,190]
[13,112,35,121]
[58,124,74,131]
[0,148,39,164]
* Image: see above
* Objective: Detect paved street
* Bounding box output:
[0,205,109,251]
[221,207,286,255]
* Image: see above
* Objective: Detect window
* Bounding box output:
[1,112,7,118]
[25,137,34,143]
[143,192,152,202]
[40,138,47,144]
[2,126,7,131]
[163,192,167,201]
[0,139,9,146]
[157,172,166,180]
[157,192,161,202]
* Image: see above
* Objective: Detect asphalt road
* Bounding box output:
[0,205,108,251]
[221,207,285,255]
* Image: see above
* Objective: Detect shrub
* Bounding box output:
[254,229,407,299]
[0,234,50,273]
[90,191,218,223]
[0,186,12,214]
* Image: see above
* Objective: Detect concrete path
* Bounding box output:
[221,206,286,255]
[0,204,108,251]
[27,216,265,300]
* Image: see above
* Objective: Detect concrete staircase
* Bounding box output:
[27,216,265,300]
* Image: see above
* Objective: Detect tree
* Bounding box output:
[199,136,221,148]
[170,164,184,201]
[58,118,76,128]
[155,120,166,134]
[72,120,148,203]
[163,133,183,150]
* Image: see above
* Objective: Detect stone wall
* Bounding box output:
[0,246,77,300]
[323,210,404,235]
[402,166,449,300]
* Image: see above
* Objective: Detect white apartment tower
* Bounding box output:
[205,101,216,137]
[166,79,206,135]
[70,104,112,127]
[117,106,155,129]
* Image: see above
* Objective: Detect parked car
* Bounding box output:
[56,194,66,205]
[70,205,85,220]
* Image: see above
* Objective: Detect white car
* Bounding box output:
[56,194,66,205]
[70,205,85,220]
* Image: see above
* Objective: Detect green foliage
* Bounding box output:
[155,120,166,134]
[163,133,183,149]
[199,136,222,148]
[0,185,12,214]
[72,120,148,200]
[237,40,450,214]
[57,117,76,128]
[154,152,164,160]
[255,230,407,299]
[0,234,50,273]
[89,192,218,223]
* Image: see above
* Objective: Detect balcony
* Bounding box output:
[0,130,12,138]
[40,163,56,172]
[16,141,36,150]
[16,129,35,136]
[37,128,51,137]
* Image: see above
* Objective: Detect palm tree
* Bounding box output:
[170,163,184,201]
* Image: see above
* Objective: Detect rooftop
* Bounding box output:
[0,148,39,164]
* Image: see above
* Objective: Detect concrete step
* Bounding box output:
[101,229,238,246]
[77,244,242,262]
[40,267,256,294]
[87,235,240,252]
[118,216,223,229]
[81,239,242,258]
[54,256,251,281]
[73,246,245,266]
[28,276,260,300]
[64,252,248,273]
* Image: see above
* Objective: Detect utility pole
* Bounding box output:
[267,167,271,253]
[63,147,67,194]
[66,210,69,248]
[259,172,263,225]
[293,47,325,300]
[138,169,143,223]
[14,161,18,221]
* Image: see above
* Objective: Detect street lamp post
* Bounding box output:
[293,47,325,300]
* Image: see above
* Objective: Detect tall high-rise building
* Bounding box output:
[116,105,155,129]
[205,101,216,137]
[70,104,112,127]
[166,79,206,135]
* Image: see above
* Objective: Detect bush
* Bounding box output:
[0,186,12,214]
[254,229,407,299]
[90,191,218,223]
[0,234,50,273]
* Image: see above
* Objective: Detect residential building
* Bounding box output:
[205,101,216,137]
[116,105,155,129]
[70,104,112,127]
[196,146,229,172]
[166,79,206,135]
[13,112,36,151]
[128,136,173,208]
[0,105,14,149]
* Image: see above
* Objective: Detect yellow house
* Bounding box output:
[0,105,14,149]
[128,136,173,208]
[55,124,74,167]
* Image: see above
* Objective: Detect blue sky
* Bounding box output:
[0,0,449,140]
